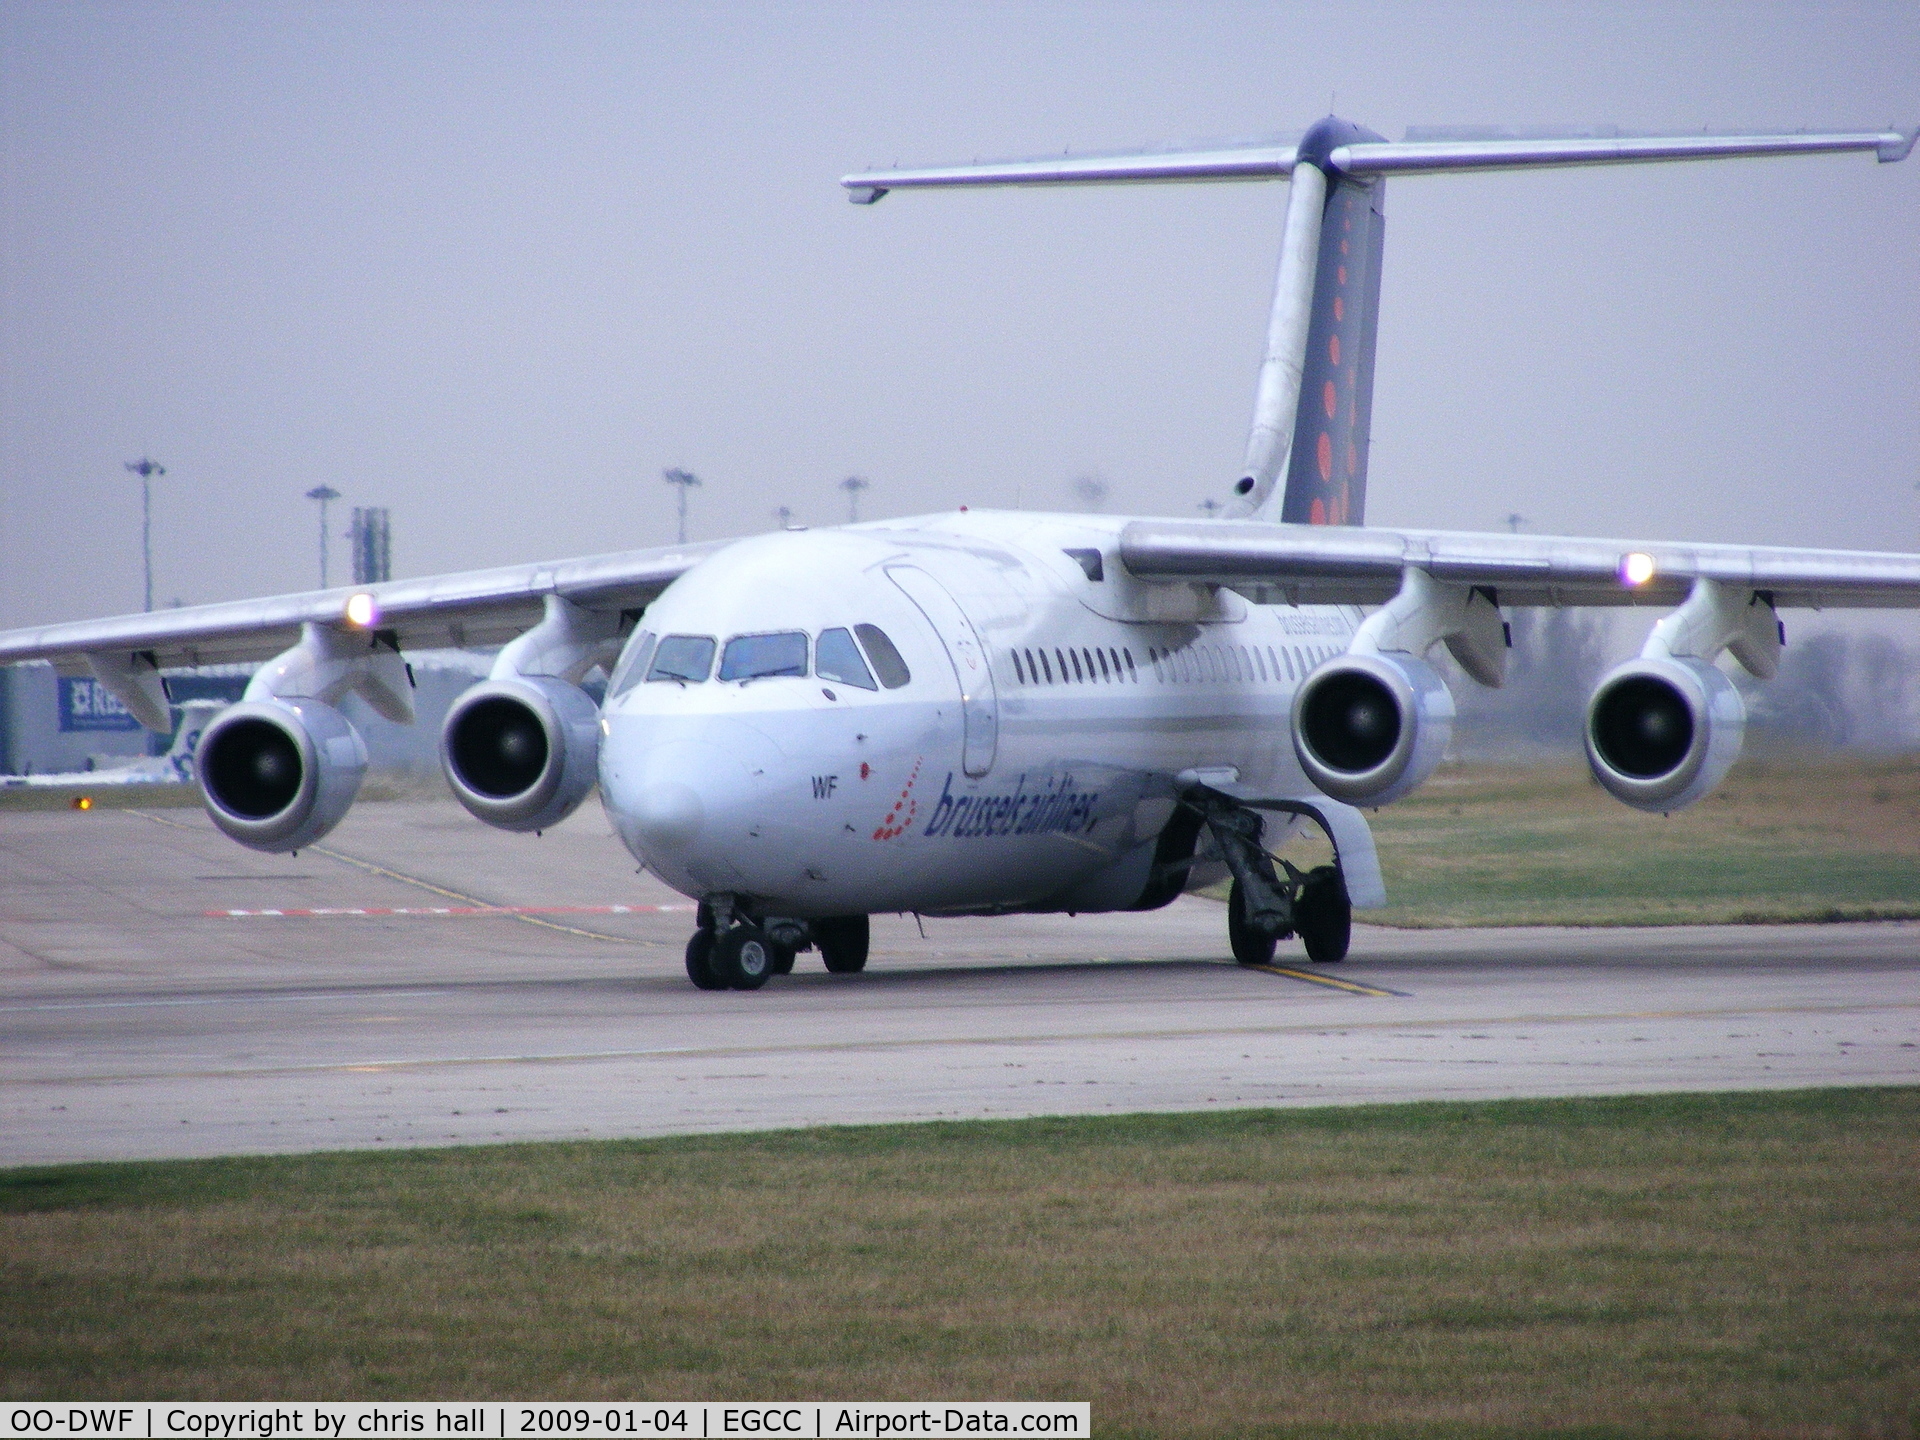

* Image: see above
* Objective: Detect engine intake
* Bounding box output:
[1585,656,1745,811]
[1292,652,1454,806]
[197,699,366,852]
[441,676,600,832]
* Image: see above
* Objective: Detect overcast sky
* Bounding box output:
[2,1,1916,630]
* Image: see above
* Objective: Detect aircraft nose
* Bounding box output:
[630,767,705,853]
[602,715,787,887]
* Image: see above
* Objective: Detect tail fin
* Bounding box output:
[841,117,1913,528]
[1268,122,1386,526]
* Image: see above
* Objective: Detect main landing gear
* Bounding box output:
[685,899,870,991]
[1191,793,1352,966]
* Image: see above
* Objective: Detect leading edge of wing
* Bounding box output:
[1118,519,1920,610]
[0,540,725,672]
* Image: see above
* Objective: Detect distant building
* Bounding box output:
[0,654,488,778]
[350,507,392,585]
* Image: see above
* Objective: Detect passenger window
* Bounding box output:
[1095,649,1110,681]
[648,634,716,684]
[606,629,657,701]
[1123,648,1136,680]
[854,624,912,689]
[1070,650,1085,683]
[1039,650,1053,683]
[1011,650,1026,684]
[720,631,809,682]
[1254,647,1268,682]
[816,628,877,690]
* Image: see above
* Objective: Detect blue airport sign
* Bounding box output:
[58,676,143,732]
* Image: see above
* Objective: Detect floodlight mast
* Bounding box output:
[124,458,166,612]
[840,474,870,523]
[304,484,341,587]
[663,468,701,544]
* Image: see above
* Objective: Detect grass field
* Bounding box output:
[1267,752,1920,928]
[4,1088,1917,1435]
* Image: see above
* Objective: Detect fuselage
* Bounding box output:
[598,511,1357,918]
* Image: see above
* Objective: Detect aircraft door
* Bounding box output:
[887,565,998,776]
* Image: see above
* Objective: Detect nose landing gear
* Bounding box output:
[683,899,870,989]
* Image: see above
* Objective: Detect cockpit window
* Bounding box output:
[719,631,809,682]
[815,628,877,690]
[855,624,911,689]
[647,634,716,683]
[606,629,656,701]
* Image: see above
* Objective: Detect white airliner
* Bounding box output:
[0,700,222,791]
[4,118,1918,989]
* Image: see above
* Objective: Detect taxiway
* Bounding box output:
[3,797,1915,1165]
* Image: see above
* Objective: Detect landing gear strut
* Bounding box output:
[1190,792,1352,965]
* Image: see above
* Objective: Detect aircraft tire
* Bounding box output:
[685,929,727,990]
[1227,878,1277,967]
[816,914,870,973]
[715,926,775,990]
[769,940,796,976]
[1296,866,1351,964]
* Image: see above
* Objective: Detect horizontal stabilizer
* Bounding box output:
[843,123,1915,199]
[843,143,1297,202]
[1341,126,1918,176]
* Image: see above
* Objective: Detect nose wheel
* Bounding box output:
[685,913,778,991]
[684,927,727,990]
[814,914,869,973]
[683,902,871,990]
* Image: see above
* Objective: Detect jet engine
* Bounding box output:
[197,698,367,853]
[440,675,601,832]
[1292,652,1454,807]
[1584,656,1745,812]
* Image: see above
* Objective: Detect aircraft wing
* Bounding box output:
[1118,520,1920,611]
[0,541,723,674]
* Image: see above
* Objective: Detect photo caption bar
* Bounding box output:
[2,1404,1089,1439]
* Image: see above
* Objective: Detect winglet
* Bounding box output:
[1879,124,1918,163]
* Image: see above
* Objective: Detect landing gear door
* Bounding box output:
[887,565,998,777]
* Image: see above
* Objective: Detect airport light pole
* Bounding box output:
[840,475,869,523]
[305,484,341,588]
[663,468,701,545]
[125,458,166,612]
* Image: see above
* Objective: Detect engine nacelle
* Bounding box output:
[440,675,600,832]
[1584,656,1745,812]
[197,699,367,853]
[1292,652,1454,807]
